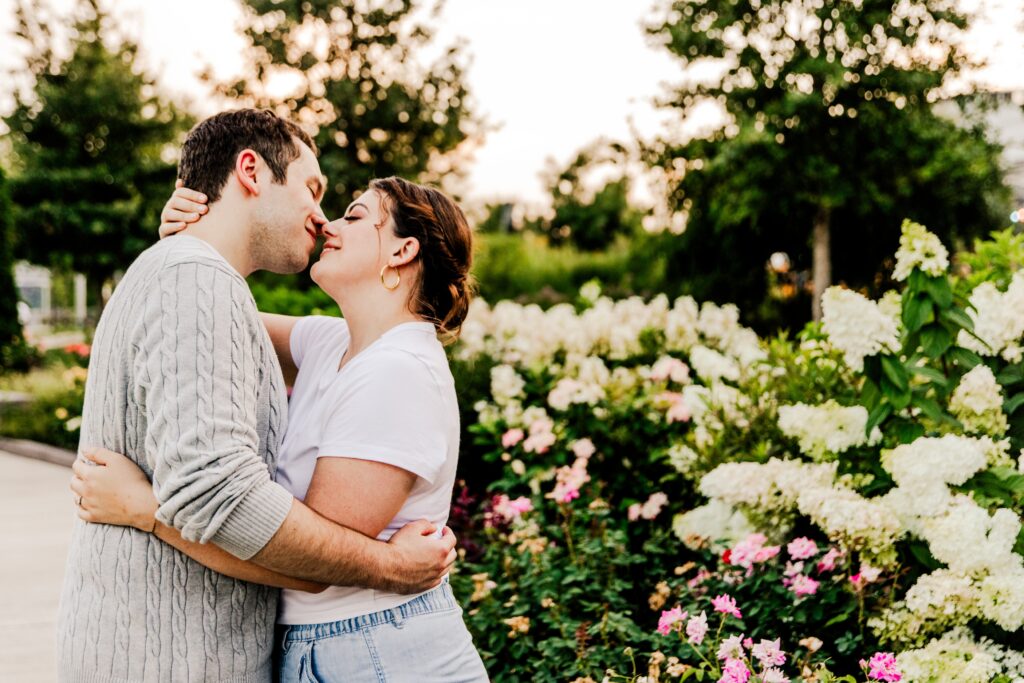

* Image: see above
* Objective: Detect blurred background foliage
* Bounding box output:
[0,0,1020,353]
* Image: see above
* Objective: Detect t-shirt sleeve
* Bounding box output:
[290,315,348,370]
[317,348,448,484]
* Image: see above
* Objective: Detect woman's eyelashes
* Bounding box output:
[343,214,362,223]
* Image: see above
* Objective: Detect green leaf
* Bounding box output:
[923,276,953,308]
[1004,393,1024,416]
[948,346,983,369]
[866,402,893,434]
[912,394,945,423]
[940,307,976,333]
[881,355,910,393]
[902,295,934,332]
[920,325,953,359]
[911,364,949,388]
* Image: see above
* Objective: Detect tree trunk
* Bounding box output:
[811,205,832,322]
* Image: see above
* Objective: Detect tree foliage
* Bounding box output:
[4,0,191,309]
[213,0,482,219]
[0,165,28,370]
[541,142,645,252]
[645,0,1012,330]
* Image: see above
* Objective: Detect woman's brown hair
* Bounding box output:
[370,177,474,342]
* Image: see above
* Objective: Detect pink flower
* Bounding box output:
[761,668,791,683]
[817,547,843,573]
[787,537,818,560]
[667,401,691,423]
[570,438,596,460]
[788,574,820,597]
[849,565,880,591]
[720,658,751,683]
[743,637,754,650]
[491,494,533,521]
[751,638,786,667]
[685,611,708,645]
[783,561,805,578]
[657,606,687,635]
[716,635,745,661]
[863,652,902,682]
[730,534,782,569]
[711,594,742,619]
[627,503,642,521]
[501,428,525,448]
[640,492,668,520]
[651,357,690,383]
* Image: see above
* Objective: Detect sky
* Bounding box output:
[1,0,1022,208]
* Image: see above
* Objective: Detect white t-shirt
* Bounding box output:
[275,316,460,625]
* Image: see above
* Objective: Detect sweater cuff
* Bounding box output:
[210,479,294,560]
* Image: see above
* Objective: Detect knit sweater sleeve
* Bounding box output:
[140,260,294,560]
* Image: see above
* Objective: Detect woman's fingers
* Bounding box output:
[173,187,207,204]
[175,178,183,189]
[162,209,203,224]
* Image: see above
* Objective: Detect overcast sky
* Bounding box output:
[1,0,1022,207]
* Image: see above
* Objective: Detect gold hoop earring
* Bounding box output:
[380,264,401,290]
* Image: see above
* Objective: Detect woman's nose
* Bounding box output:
[321,218,342,237]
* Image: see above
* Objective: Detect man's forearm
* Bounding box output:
[249,499,396,589]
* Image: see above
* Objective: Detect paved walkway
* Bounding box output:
[0,450,75,683]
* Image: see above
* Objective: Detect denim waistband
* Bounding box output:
[280,580,459,642]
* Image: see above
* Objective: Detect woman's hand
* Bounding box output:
[159,179,209,238]
[71,447,159,532]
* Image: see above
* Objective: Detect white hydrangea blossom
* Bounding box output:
[689,345,741,383]
[949,365,1008,436]
[672,500,755,550]
[880,435,990,518]
[892,220,950,281]
[777,400,882,461]
[896,628,1024,683]
[821,287,901,372]
[666,443,700,476]
[490,364,526,405]
[957,273,1024,362]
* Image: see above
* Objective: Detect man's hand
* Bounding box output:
[381,520,457,594]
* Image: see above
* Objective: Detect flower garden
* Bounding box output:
[447,221,1024,682]
[3,222,1023,682]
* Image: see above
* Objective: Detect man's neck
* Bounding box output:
[179,210,254,277]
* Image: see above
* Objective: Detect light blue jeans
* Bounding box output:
[277,580,489,682]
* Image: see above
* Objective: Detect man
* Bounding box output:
[56,109,455,682]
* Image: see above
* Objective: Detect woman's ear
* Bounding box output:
[234,149,261,196]
[391,237,421,267]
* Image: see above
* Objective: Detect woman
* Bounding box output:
[72,177,489,682]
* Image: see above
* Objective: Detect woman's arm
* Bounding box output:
[71,448,325,593]
[304,457,417,539]
[260,313,301,385]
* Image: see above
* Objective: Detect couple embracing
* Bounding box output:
[57,109,489,682]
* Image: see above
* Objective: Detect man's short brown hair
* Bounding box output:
[177,109,318,202]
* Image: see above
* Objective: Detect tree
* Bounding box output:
[212,0,483,220]
[541,142,645,252]
[4,0,191,312]
[645,0,1011,328]
[0,165,28,370]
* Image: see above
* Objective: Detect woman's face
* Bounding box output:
[311,189,393,292]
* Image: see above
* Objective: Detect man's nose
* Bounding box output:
[310,209,328,235]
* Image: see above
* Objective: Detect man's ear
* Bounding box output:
[391,237,421,267]
[235,149,261,197]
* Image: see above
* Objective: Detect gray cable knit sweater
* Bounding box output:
[56,236,295,683]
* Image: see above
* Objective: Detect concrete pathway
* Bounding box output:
[0,450,75,683]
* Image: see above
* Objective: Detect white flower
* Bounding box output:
[881,436,989,517]
[896,628,1020,683]
[949,365,1008,436]
[893,219,949,281]
[821,287,901,372]
[666,443,700,476]
[957,273,1024,360]
[689,345,740,383]
[672,500,754,550]
[490,364,526,405]
[777,400,881,461]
